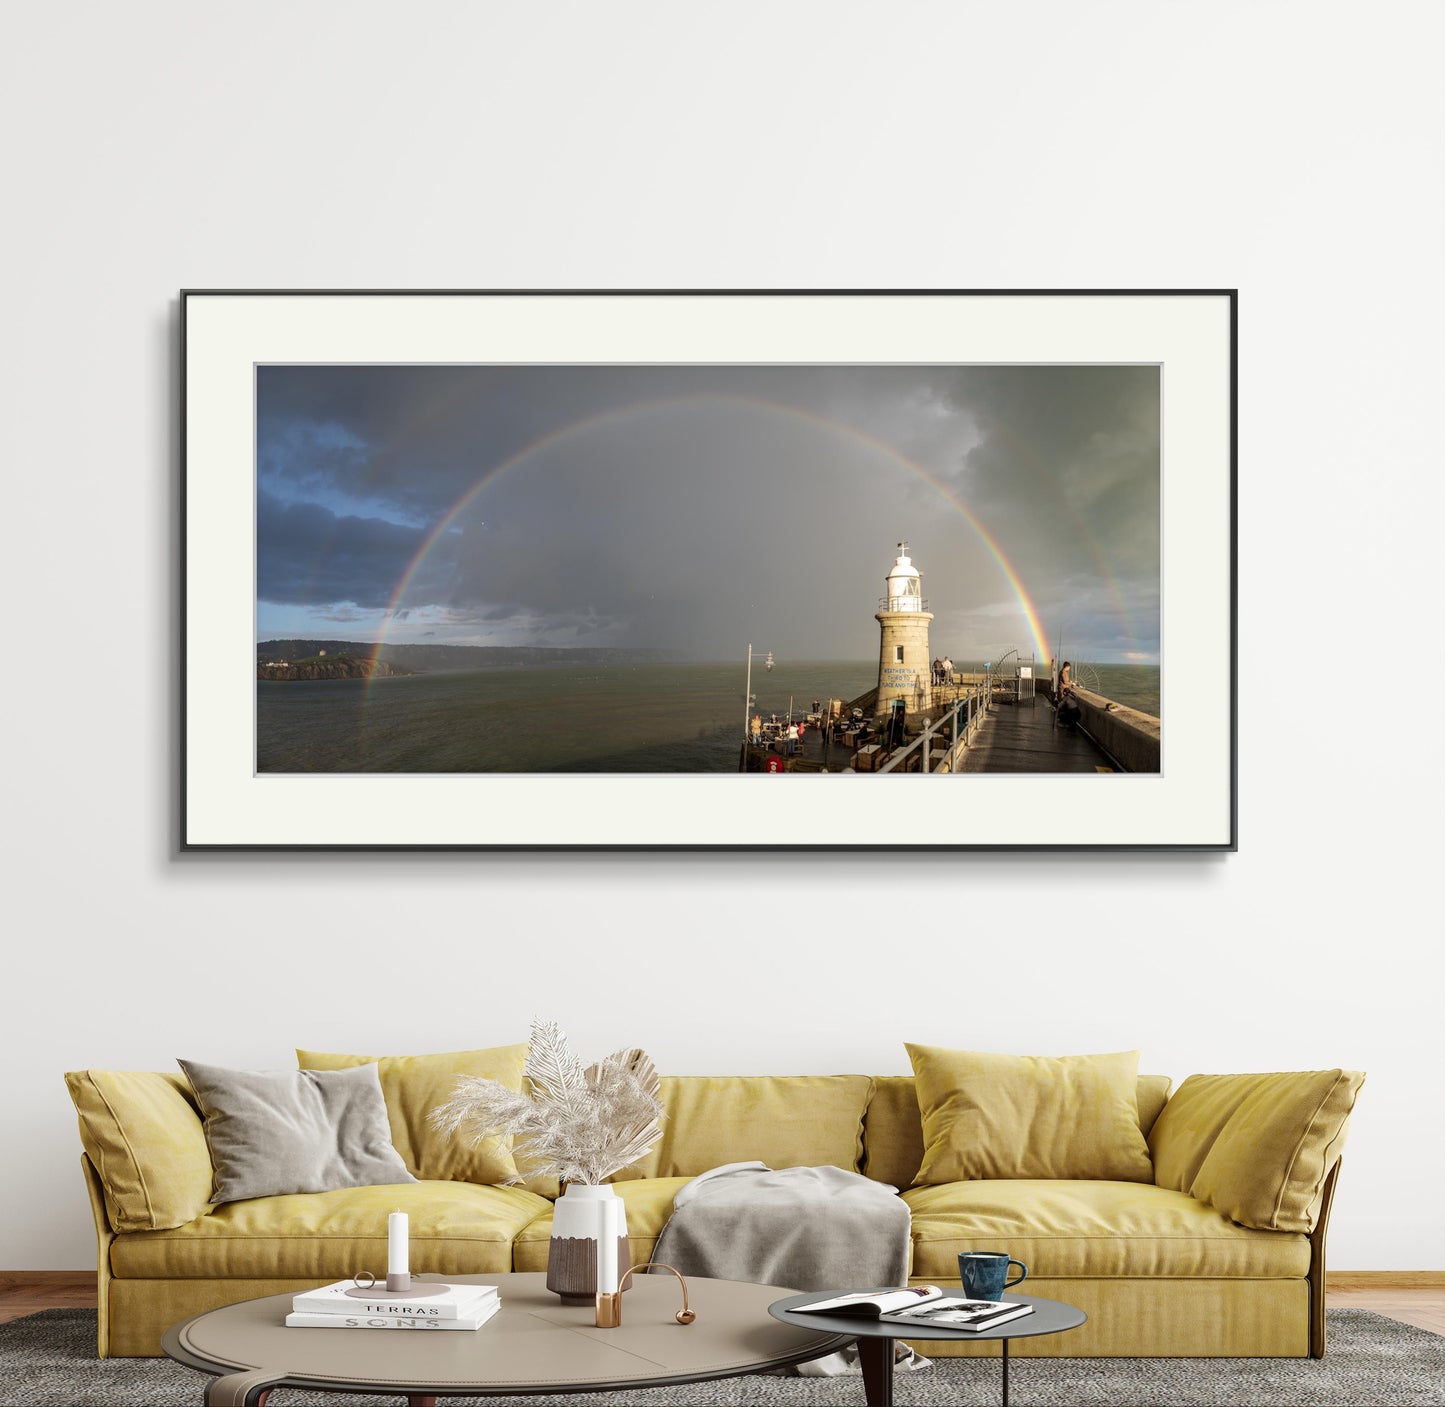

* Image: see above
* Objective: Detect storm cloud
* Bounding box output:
[256,364,1160,664]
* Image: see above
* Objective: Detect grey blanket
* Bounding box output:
[651,1162,925,1376]
[653,1161,912,1289]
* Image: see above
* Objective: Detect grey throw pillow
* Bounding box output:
[177,1059,416,1204]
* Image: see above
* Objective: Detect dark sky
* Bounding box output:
[256,364,1159,664]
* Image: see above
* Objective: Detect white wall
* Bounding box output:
[4,2,1441,1272]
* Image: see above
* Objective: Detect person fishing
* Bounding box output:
[1056,661,1081,726]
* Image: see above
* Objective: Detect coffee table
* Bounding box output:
[162,1271,854,1405]
[769,1289,1086,1406]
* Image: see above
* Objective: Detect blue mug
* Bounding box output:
[958,1251,1028,1301]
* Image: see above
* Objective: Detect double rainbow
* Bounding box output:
[362,393,1087,681]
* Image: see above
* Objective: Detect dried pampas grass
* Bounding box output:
[430,1019,663,1186]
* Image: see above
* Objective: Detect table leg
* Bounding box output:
[858,1336,894,1407]
[205,1370,288,1406]
[1002,1337,1009,1407]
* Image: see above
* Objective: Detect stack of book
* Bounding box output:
[285,1279,500,1331]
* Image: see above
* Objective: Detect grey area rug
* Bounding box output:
[1,1309,1441,1407]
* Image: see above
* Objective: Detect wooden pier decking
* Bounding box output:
[743,697,1115,774]
[958,697,1112,773]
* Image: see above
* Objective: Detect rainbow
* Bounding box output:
[364,394,1064,683]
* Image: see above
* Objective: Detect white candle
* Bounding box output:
[388,1212,409,1278]
[596,1200,619,1294]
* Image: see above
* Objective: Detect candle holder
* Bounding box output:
[595,1263,695,1329]
[342,1270,448,1301]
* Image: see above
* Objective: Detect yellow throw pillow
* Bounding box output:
[65,1070,214,1231]
[614,1075,874,1180]
[297,1045,528,1187]
[1148,1069,1364,1231]
[906,1045,1155,1185]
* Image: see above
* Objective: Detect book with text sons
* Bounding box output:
[286,1299,500,1331]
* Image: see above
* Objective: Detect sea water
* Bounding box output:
[257,660,1162,774]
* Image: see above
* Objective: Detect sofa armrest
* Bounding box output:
[1309,1157,1341,1359]
[1149,1070,1362,1233]
[80,1153,115,1358]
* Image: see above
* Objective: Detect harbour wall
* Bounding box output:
[1065,687,1162,773]
[847,678,1162,774]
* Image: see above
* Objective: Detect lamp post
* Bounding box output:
[743,644,775,742]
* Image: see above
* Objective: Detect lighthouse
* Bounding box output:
[875,542,933,716]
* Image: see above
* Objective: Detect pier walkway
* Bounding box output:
[742,702,1113,774]
[958,698,1111,774]
[742,692,1124,775]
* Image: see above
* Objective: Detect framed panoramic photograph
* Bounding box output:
[182,290,1235,850]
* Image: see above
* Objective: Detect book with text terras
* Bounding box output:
[792,1286,946,1319]
[286,1301,500,1332]
[291,1279,498,1320]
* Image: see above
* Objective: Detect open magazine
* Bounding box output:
[793,1287,944,1318]
[794,1285,1033,1331]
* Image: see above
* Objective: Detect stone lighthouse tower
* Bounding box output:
[875,542,933,716]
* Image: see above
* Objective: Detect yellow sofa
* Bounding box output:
[66,1065,1353,1360]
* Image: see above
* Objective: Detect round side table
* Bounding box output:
[769,1289,1086,1407]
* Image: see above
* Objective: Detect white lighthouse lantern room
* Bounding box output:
[885,543,924,611]
[875,541,934,716]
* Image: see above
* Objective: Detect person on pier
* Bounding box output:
[887,700,906,751]
[1056,661,1081,727]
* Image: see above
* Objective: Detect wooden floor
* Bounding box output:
[1322,1280,1445,1337]
[1,1273,1441,1335]
[0,1272,96,1325]
[959,696,1108,773]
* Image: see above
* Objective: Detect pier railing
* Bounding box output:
[877,682,991,774]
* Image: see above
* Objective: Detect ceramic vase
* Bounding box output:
[546,1183,632,1305]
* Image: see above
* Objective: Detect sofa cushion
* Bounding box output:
[178,1060,415,1204]
[1149,1070,1364,1232]
[109,1180,550,1280]
[65,1070,214,1232]
[904,1179,1311,1280]
[297,1045,528,1188]
[512,1177,690,1273]
[906,1047,1155,1185]
[611,1076,873,1180]
[861,1074,1172,1189]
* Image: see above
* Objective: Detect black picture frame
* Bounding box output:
[181,289,1235,852]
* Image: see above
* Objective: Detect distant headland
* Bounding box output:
[257,652,413,682]
[256,639,681,680]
